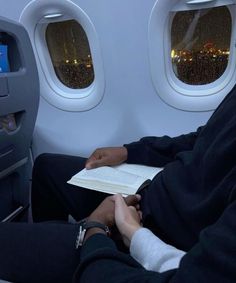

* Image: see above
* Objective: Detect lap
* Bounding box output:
[32,153,108,221]
[0,221,80,283]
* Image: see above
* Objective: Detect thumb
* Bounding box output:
[114,193,128,208]
[114,194,130,216]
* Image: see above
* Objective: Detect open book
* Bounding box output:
[67,163,163,196]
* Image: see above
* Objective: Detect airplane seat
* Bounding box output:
[0,16,39,283]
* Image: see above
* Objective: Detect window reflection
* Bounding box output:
[46,20,94,89]
[171,6,231,85]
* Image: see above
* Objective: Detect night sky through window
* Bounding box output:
[171,6,231,85]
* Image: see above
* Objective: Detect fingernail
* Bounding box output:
[136,194,141,200]
[85,164,91,169]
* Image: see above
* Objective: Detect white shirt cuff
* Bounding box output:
[130,228,186,272]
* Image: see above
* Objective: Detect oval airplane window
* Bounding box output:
[149,0,236,111]
[20,0,105,112]
[171,6,231,86]
[46,19,94,89]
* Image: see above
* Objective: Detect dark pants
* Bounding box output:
[31,153,107,222]
[0,222,80,283]
[0,153,107,283]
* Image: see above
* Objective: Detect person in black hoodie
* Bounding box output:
[71,84,236,283]
[35,84,236,283]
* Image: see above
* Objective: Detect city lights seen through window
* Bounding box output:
[46,20,94,89]
[171,6,231,85]
[45,8,231,90]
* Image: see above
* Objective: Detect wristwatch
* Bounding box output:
[75,219,110,248]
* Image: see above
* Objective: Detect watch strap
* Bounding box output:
[75,220,110,249]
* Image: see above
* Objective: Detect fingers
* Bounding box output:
[124,194,141,206]
[112,194,141,207]
[128,206,142,222]
[138,210,143,221]
[135,204,140,210]
[114,193,127,212]
[85,149,108,169]
[85,147,128,170]
[128,206,138,214]
[86,158,109,169]
[85,153,97,169]
[113,194,142,217]
[114,194,142,244]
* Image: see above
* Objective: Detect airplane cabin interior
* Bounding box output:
[0,0,235,282]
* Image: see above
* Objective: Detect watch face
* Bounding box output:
[77,218,87,227]
[75,220,87,249]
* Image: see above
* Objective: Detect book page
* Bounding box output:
[113,163,163,180]
[68,166,148,195]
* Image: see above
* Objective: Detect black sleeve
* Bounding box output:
[73,200,236,283]
[124,126,204,167]
[73,234,175,283]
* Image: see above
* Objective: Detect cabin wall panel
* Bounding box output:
[0,0,212,158]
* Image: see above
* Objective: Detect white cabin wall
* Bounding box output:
[0,0,212,158]
[0,0,29,20]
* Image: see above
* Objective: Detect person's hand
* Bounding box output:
[83,194,141,243]
[85,147,128,169]
[87,194,141,227]
[113,194,142,247]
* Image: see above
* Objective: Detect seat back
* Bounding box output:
[0,16,39,220]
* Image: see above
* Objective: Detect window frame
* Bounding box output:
[20,0,105,111]
[148,0,236,111]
